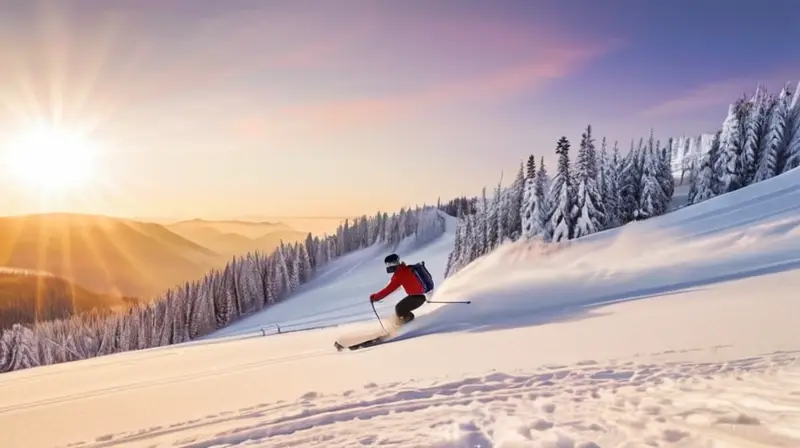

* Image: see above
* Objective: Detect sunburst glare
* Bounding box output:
[2,123,98,193]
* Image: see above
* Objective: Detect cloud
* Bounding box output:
[642,69,800,119]
[640,79,756,118]
[233,36,619,138]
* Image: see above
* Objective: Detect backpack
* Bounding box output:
[409,261,435,293]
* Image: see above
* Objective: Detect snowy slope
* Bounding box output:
[209,212,457,339]
[1,171,800,448]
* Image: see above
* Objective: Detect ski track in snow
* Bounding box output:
[66,349,800,448]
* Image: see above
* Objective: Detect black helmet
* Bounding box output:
[384,253,400,273]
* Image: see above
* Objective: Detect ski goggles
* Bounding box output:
[385,259,400,273]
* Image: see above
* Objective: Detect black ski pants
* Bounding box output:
[395,294,427,321]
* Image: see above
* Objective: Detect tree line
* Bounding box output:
[0,206,446,372]
[444,124,675,276]
[444,81,800,277]
[686,82,800,204]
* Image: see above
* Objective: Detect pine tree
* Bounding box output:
[716,101,744,193]
[476,188,488,254]
[691,130,722,204]
[444,215,464,277]
[618,143,640,223]
[573,125,606,237]
[602,141,621,228]
[549,136,577,242]
[506,163,525,240]
[741,86,767,184]
[658,139,675,204]
[783,85,800,172]
[525,154,536,179]
[533,157,551,241]
[464,214,479,263]
[597,137,608,195]
[755,88,788,182]
[636,134,667,219]
[495,184,509,245]
[298,243,313,282]
[520,159,536,240]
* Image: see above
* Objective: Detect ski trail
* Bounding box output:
[69,349,800,448]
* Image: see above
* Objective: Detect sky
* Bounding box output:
[0,0,798,220]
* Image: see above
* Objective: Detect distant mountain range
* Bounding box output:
[0,212,312,327]
[132,216,352,236]
[165,219,307,256]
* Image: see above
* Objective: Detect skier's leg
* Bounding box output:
[395,294,427,323]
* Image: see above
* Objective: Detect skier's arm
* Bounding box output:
[370,274,400,301]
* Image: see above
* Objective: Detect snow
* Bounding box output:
[670,133,715,178]
[2,170,800,447]
[209,213,457,339]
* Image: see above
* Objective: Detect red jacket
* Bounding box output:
[370,263,425,301]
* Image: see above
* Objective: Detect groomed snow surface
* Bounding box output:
[3,171,800,448]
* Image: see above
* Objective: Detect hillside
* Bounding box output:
[166,219,307,256]
[0,269,127,329]
[167,218,295,239]
[1,168,798,447]
[0,213,223,300]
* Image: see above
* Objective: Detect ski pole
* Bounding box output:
[371,300,389,333]
[426,299,471,304]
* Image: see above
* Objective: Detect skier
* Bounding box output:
[369,253,431,325]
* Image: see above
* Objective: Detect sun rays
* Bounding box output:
[3,124,97,192]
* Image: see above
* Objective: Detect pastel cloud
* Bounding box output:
[640,78,756,118]
[231,17,620,139]
[287,47,612,129]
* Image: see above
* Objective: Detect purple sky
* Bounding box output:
[0,0,798,219]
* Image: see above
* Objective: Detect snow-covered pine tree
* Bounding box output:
[298,242,313,283]
[782,83,800,172]
[549,136,577,242]
[533,156,552,241]
[485,179,500,250]
[303,233,316,269]
[9,324,39,370]
[658,139,675,205]
[314,238,329,268]
[506,163,525,240]
[444,212,465,277]
[276,246,292,296]
[494,181,509,245]
[573,125,606,237]
[741,86,767,184]
[525,154,536,179]
[289,246,301,292]
[265,255,279,304]
[598,137,608,195]
[755,87,788,182]
[716,101,744,193]
[464,214,480,264]
[475,188,489,255]
[691,130,722,204]
[617,141,640,224]
[636,133,667,219]
[603,141,621,228]
[520,156,536,240]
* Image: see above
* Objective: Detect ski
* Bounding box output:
[334,334,390,351]
[333,314,411,351]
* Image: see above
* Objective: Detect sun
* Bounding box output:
[3,125,97,192]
